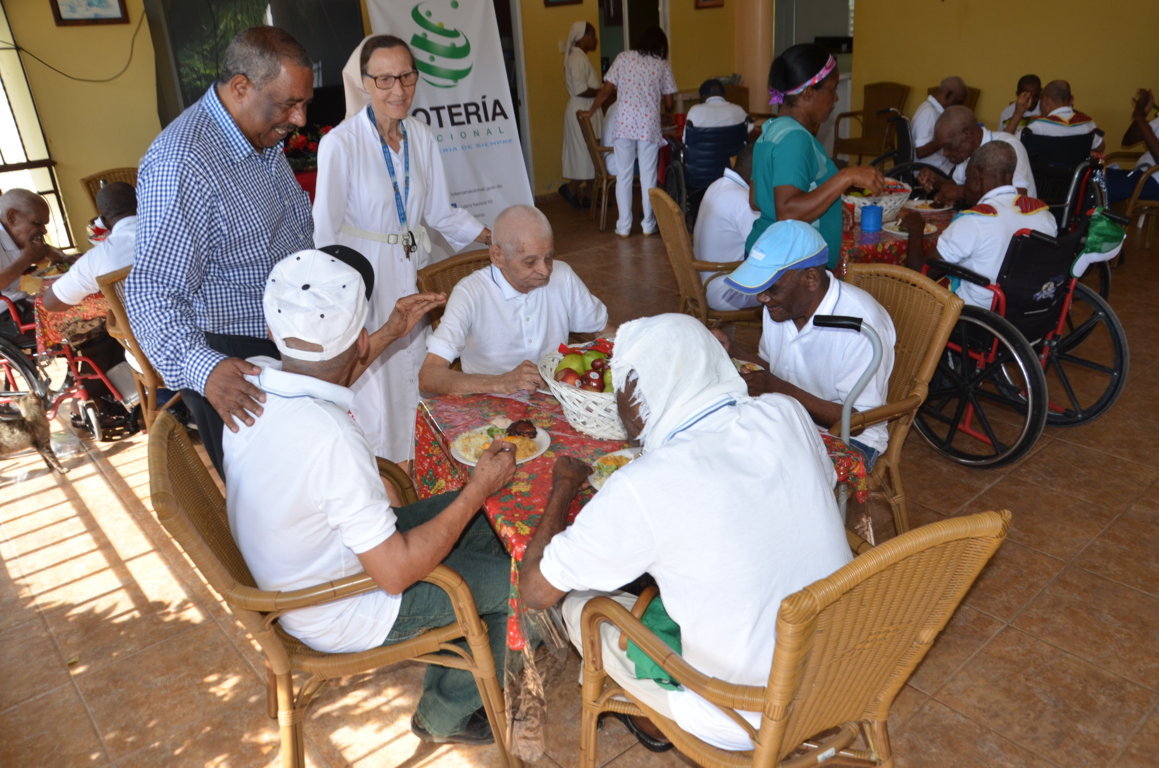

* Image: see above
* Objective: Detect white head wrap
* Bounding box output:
[610,314,748,453]
[341,35,374,119]
[564,21,589,76]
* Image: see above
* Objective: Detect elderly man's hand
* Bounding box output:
[499,360,545,393]
[934,183,966,206]
[551,455,591,490]
[381,292,446,341]
[205,357,265,432]
[900,210,926,236]
[470,439,516,497]
[743,369,787,397]
[1014,89,1035,116]
[1134,88,1155,118]
[916,168,943,195]
[841,166,886,196]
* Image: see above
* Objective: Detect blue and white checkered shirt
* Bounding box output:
[125,86,313,394]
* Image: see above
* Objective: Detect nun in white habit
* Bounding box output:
[560,21,603,205]
[314,34,491,463]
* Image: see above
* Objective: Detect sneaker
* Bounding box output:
[614,229,632,238]
[411,708,494,746]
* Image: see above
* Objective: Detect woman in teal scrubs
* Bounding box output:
[748,44,885,268]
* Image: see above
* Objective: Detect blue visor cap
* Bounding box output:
[725,220,829,295]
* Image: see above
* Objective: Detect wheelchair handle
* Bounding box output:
[926,258,990,287]
[1101,211,1130,226]
[813,315,864,332]
[1028,229,1059,245]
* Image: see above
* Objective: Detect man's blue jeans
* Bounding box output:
[382,491,510,738]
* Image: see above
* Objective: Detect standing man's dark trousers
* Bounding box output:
[181,332,279,481]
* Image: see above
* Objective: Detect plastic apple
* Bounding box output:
[590,357,608,372]
[581,350,607,370]
[556,368,581,386]
[555,353,586,377]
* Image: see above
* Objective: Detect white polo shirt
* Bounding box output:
[911,95,955,174]
[683,96,750,138]
[693,169,760,311]
[50,216,138,306]
[539,394,851,750]
[1026,106,1103,150]
[997,100,1041,132]
[758,274,896,454]
[952,128,1037,197]
[224,359,400,654]
[426,261,608,374]
[936,184,1058,309]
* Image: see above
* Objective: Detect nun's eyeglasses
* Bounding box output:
[364,70,419,90]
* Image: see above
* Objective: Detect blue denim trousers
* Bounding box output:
[382,492,510,737]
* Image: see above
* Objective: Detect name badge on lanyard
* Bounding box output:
[368,106,417,257]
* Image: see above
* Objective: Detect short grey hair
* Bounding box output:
[218,26,312,89]
[0,189,48,219]
[493,205,553,257]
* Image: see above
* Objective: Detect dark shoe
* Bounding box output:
[558,184,583,209]
[599,711,674,753]
[411,708,494,746]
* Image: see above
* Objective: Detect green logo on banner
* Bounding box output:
[410,0,473,89]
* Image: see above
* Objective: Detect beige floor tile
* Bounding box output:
[0,684,110,765]
[908,605,1004,695]
[892,699,1057,768]
[540,650,638,768]
[0,613,71,710]
[935,627,1155,764]
[961,540,1064,622]
[887,684,929,734]
[1015,565,1159,687]
[890,438,999,516]
[1007,438,1157,509]
[1072,503,1159,596]
[1115,702,1159,768]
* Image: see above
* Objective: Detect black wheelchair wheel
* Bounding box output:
[0,336,44,407]
[1042,282,1128,426]
[915,306,1048,468]
[1079,260,1111,300]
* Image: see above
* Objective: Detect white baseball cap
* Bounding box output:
[264,248,371,362]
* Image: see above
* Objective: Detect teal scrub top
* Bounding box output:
[747,116,841,267]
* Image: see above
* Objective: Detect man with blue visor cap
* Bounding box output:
[720,220,896,469]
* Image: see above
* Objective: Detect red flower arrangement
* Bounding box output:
[283,125,332,171]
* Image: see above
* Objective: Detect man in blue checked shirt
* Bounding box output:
[126,27,315,477]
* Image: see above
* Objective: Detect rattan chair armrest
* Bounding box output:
[598,144,613,154]
[617,585,659,652]
[689,259,742,272]
[1128,163,1159,208]
[829,395,923,435]
[243,572,381,618]
[582,596,767,713]
[376,456,419,506]
[835,110,864,128]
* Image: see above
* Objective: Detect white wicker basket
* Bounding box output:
[842,178,912,224]
[538,351,627,441]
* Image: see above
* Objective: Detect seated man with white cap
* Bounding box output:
[721,220,896,469]
[519,313,851,753]
[224,247,516,747]
[420,204,614,395]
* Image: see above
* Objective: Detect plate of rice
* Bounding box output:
[588,448,641,491]
[450,424,551,466]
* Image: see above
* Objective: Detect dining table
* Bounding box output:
[837,207,954,277]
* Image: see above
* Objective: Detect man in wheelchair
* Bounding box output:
[903,141,1056,308]
[0,190,61,346]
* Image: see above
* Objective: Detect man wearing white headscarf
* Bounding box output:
[519,313,852,753]
[560,21,603,207]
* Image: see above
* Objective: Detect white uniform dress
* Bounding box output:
[562,46,602,180]
[314,112,484,462]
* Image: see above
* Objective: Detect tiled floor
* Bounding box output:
[2,196,1157,767]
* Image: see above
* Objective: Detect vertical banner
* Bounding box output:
[366,0,533,260]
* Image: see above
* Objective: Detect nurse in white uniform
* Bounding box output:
[560,21,603,207]
[314,35,491,464]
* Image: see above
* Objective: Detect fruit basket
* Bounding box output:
[538,350,627,441]
[842,177,912,224]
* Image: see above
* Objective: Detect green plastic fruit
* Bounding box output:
[555,353,586,376]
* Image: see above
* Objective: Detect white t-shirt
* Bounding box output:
[1026,106,1103,150]
[911,95,954,174]
[224,359,400,654]
[426,261,607,374]
[539,395,851,750]
[684,96,749,139]
[692,169,760,311]
[50,216,138,306]
[935,185,1058,309]
[759,274,896,454]
[952,128,1037,197]
[997,100,1041,132]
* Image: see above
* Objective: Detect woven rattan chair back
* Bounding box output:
[841,263,963,534]
[577,509,1010,768]
[416,249,492,328]
[81,167,138,210]
[578,109,616,231]
[147,412,517,768]
[649,187,762,327]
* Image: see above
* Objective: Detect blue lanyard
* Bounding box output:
[366,106,414,252]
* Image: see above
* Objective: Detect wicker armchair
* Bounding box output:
[649,187,762,327]
[577,509,1011,768]
[80,167,137,210]
[96,265,180,431]
[833,82,910,164]
[578,109,616,231]
[416,249,492,328]
[837,264,963,536]
[1105,150,1159,250]
[147,412,518,768]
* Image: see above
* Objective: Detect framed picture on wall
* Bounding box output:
[543,0,583,7]
[51,0,129,26]
[695,0,724,8]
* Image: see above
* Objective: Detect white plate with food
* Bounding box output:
[903,200,953,214]
[450,424,551,467]
[588,448,641,491]
[732,358,763,374]
[882,220,937,238]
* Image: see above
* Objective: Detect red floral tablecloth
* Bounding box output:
[836,212,953,277]
[33,291,108,355]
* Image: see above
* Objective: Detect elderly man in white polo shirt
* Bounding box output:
[519,313,851,753]
[722,220,895,469]
[692,142,760,311]
[43,183,137,312]
[910,75,967,175]
[683,79,750,137]
[1025,79,1104,151]
[420,204,614,395]
[920,105,1036,206]
[225,247,515,746]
